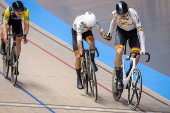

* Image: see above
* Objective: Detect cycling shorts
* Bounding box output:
[115,26,140,52]
[72,28,94,55]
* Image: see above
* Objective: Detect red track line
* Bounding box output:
[28,40,75,70]
[28,40,145,112]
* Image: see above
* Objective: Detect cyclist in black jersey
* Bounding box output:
[0,1,30,74]
[0,1,29,54]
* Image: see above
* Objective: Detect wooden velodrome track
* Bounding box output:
[0,1,169,113]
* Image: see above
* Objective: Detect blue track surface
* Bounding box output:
[4,0,170,100]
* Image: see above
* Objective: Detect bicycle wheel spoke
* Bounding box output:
[88,61,97,102]
[10,46,19,86]
[130,86,135,102]
[81,60,88,94]
[135,89,139,100]
[128,68,142,110]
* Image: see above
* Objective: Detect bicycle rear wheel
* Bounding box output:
[128,68,142,110]
[88,60,98,102]
[81,59,88,94]
[112,69,122,101]
[10,46,19,86]
[3,44,10,79]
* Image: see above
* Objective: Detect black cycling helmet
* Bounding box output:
[116,1,128,15]
[12,1,24,12]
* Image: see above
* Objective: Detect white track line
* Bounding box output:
[0,102,137,112]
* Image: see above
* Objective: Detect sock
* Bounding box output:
[115,67,122,80]
[76,68,81,77]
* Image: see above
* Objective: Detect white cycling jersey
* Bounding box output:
[108,8,145,53]
[73,15,103,41]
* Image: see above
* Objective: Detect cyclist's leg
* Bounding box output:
[0,26,6,55]
[72,28,84,89]
[126,28,141,76]
[0,16,10,55]
[114,27,127,90]
[83,30,98,72]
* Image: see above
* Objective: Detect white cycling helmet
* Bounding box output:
[84,12,96,28]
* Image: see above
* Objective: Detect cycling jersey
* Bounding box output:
[73,15,103,41]
[108,8,145,52]
[2,6,30,24]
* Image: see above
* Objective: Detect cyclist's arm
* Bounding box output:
[108,11,117,36]
[95,20,106,38]
[2,7,10,41]
[1,22,8,41]
[131,10,145,53]
[95,20,103,33]
[24,23,29,35]
[76,21,83,55]
[23,9,30,35]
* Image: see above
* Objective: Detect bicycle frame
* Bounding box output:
[83,48,99,69]
[122,51,150,89]
[122,54,137,89]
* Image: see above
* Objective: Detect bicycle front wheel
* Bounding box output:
[10,46,19,86]
[128,68,142,110]
[81,59,88,94]
[88,60,98,102]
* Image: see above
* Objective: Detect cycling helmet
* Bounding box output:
[12,1,24,12]
[84,12,96,28]
[116,1,128,15]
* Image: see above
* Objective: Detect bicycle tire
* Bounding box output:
[81,59,88,94]
[112,69,122,101]
[128,68,142,110]
[3,43,10,79]
[88,60,98,102]
[10,46,19,86]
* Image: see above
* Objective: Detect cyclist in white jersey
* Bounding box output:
[106,1,146,90]
[72,12,106,89]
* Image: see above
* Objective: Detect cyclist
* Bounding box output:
[0,1,29,73]
[72,12,106,89]
[106,1,146,90]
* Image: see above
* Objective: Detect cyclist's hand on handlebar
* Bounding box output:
[22,35,28,44]
[23,39,28,44]
[140,50,145,55]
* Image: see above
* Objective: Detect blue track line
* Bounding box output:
[0,72,56,113]
[4,0,170,100]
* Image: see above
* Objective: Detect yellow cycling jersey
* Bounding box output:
[2,6,30,24]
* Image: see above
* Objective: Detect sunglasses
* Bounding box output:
[14,11,23,15]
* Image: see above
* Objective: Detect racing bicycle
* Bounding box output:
[3,26,26,86]
[81,48,99,102]
[112,49,150,110]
